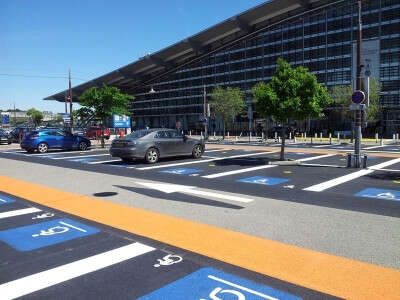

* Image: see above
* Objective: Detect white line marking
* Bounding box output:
[27,150,93,156]
[203,154,335,178]
[363,145,385,150]
[204,149,230,153]
[0,207,42,219]
[58,221,87,232]
[189,189,253,203]
[87,159,121,165]
[313,144,337,148]
[0,242,155,300]
[137,151,277,170]
[52,153,110,160]
[208,275,278,300]
[303,157,400,192]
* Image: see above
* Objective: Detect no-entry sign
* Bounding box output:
[351,90,365,104]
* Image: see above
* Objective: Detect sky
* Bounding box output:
[0,0,267,113]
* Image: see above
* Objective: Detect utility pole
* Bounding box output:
[64,92,68,114]
[354,0,363,168]
[203,85,208,140]
[69,69,73,132]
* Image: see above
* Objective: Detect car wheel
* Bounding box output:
[192,144,203,158]
[145,147,159,164]
[78,141,88,151]
[37,143,48,153]
[122,158,134,163]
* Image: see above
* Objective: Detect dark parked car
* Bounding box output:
[110,128,204,164]
[10,127,34,143]
[0,128,12,144]
[21,129,91,153]
[267,126,297,138]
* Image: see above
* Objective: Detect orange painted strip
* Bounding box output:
[0,174,399,299]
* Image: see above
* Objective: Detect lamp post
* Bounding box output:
[354,0,363,168]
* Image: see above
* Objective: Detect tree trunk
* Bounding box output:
[222,121,225,140]
[280,134,286,161]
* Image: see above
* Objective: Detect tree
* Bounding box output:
[78,84,133,147]
[254,58,332,160]
[364,77,381,121]
[26,108,43,127]
[209,85,246,138]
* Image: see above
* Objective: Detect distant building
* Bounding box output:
[45,0,400,135]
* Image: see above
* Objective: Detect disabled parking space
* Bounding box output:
[0,191,339,300]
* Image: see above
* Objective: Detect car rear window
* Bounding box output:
[127,130,151,139]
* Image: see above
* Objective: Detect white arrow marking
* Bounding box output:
[134,181,253,203]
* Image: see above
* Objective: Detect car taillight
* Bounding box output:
[29,135,39,139]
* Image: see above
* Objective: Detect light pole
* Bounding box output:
[354,0,363,168]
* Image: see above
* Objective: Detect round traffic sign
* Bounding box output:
[351,90,365,104]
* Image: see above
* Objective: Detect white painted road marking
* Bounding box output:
[363,145,385,150]
[51,153,110,160]
[203,154,335,178]
[26,149,94,156]
[0,207,42,219]
[208,275,279,300]
[136,151,277,170]
[134,181,253,203]
[303,157,400,192]
[313,144,337,148]
[87,159,121,165]
[0,242,155,300]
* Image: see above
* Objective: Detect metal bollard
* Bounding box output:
[363,154,368,168]
[311,137,314,144]
[275,132,278,142]
[337,133,340,143]
[329,133,332,144]
[380,138,383,146]
[278,136,281,143]
[227,132,230,138]
[304,133,307,142]
[289,132,292,140]
[320,132,322,142]
[294,136,297,143]
[347,153,352,168]
[397,133,399,143]
[375,133,378,143]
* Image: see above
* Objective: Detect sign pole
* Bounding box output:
[354,0,363,168]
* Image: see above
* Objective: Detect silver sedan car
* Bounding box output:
[109,129,205,164]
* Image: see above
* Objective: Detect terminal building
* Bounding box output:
[45,0,400,135]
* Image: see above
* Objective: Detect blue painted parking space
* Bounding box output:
[0,218,100,251]
[160,168,203,175]
[355,188,400,201]
[237,176,290,186]
[69,157,97,163]
[139,267,301,300]
[0,194,16,204]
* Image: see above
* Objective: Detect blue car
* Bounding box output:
[21,129,91,153]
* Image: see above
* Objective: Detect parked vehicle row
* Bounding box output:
[0,128,12,144]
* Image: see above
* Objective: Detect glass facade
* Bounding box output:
[132,0,400,134]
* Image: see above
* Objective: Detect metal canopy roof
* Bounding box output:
[44,0,333,102]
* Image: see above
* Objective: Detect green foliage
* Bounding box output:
[253,58,331,160]
[209,85,246,136]
[365,77,381,121]
[254,58,331,122]
[78,84,133,122]
[26,108,43,126]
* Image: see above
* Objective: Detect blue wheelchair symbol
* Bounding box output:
[355,188,400,201]
[160,168,202,175]
[237,176,290,186]
[0,194,16,205]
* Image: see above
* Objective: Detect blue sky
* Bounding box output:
[0,0,266,113]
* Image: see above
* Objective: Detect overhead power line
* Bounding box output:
[0,73,88,81]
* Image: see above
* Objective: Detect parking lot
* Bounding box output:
[1,192,340,299]
[1,142,400,299]
[1,143,400,218]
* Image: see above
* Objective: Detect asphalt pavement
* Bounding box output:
[0,142,400,299]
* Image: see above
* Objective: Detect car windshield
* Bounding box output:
[126,130,151,139]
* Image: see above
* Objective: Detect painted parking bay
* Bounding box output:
[237,176,291,186]
[0,191,338,300]
[355,188,400,201]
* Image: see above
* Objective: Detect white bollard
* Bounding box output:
[214,131,216,138]
[393,134,396,141]
[380,137,384,146]
[289,132,292,140]
[278,136,281,143]
[329,133,332,144]
[227,132,230,138]
[396,133,399,143]
[275,132,278,142]
[201,132,203,138]
[190,130,192,136]
[262,132,264,141]
[304,133,307,142]
[294,136,297,143]
[311,137,314,144]
[320,132,323,142]
[375,133,378,143]
[337,133,340,143]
